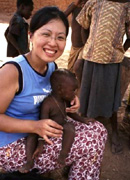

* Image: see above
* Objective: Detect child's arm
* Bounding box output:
[64,0,82,16]
[6,32,25,54]
[67,112,95,124]
[81,27,89,45]
[66,100,94,124]
[64,2,76,17]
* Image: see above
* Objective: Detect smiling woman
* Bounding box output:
[0,6,107,180]
[29,19,66,64]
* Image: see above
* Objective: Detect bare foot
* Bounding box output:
[49,166,67,180]
[19,161,34,173]
[0,167,6,173]
[111,132,123,154]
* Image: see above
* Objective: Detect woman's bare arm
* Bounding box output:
[0,64,63,143]
[0,64,19,113]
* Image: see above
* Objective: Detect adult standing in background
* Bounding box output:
[76,0,130,154]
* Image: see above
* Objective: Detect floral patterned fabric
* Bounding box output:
[0,119,107,180]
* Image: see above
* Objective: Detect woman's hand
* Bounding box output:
[35,119,63,145]
[66,95,80,113]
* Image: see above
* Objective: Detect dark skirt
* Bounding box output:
[79,60,121,118]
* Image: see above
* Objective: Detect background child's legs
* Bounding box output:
[110,112,123,154]
[73,58,84,86]
[73,58,84,97]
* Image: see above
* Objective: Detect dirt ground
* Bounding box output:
[0,13,130,180]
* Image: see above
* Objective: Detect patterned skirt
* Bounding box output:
[79,60,121,118]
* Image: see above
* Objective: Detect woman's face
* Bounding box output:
[30,19,67,63]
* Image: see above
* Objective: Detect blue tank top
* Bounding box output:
[0,55,56,147]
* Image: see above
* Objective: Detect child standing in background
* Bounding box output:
[64,0,89,80]
[5,0,33,57]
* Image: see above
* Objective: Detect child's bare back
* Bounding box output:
[41,95,67,125]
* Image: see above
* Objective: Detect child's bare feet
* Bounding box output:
[111,132,123,154]
[19,161,34,173]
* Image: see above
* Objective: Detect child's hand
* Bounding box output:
[84,117,95,125]
[75,0,83,6]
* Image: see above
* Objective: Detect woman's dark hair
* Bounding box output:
[17,0,34,8]
[50,68,78,91]
[30,6,69,37]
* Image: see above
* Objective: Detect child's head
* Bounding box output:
[29,6,69,37]
[50,69,78,101]
[17,0,34,19]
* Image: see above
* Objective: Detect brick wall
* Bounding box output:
[0,0,70,15]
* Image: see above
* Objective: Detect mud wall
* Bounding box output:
[0,0,70,15]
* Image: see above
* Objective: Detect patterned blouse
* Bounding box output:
[76,0,130,64]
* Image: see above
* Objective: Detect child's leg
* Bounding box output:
[58,122,75,165]
[110,112,123,154]
[73,58,84,86]
[19,134,38,173]
[73,58,84,97]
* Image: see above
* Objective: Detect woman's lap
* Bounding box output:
[0,119,107,180]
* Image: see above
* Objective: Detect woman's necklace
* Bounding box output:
[51,95,67,121]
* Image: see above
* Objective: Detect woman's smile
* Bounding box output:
[43,48,57,57]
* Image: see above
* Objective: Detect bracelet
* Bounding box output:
[38,137,44,141]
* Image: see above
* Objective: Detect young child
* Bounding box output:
[64,0,89,81]
[19,68,95,173]
[5,0,33,57]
